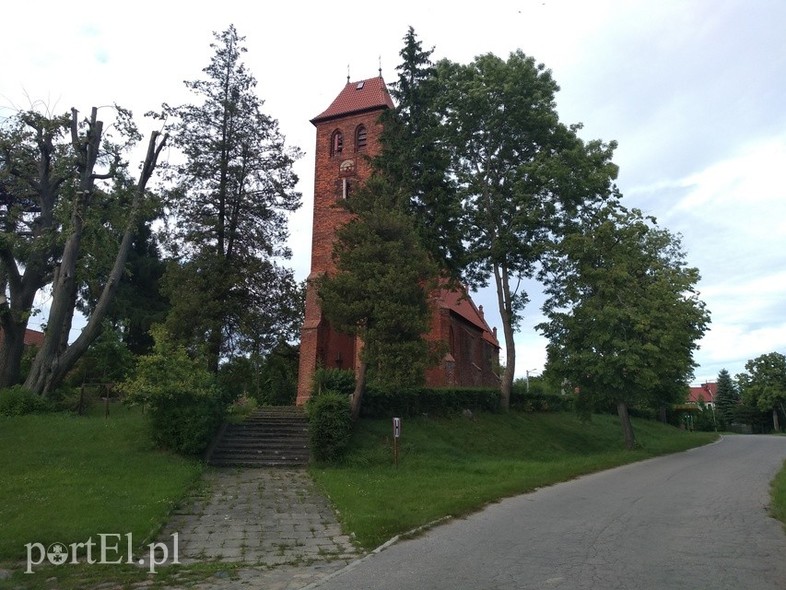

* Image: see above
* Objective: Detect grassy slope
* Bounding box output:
[311,412,719,549]
[0,406,203,562]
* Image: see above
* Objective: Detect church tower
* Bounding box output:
[296,76,394,405]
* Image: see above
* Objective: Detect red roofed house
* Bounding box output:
[296,76,500,404]
[688,381,717,407]
[0,327,44,348]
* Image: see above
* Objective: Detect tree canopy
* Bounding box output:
[435,50,619,409]
[155,25,302,370]
[738,351,786,432]
[538,205,710,448]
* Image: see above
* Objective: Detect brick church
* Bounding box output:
[295,75,500,405]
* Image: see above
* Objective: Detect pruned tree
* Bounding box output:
[738,352,786,432]
[0,110,72,386]
[538,205,710,449]
[317,177,438,420]
[155,25,301,371]
[24,107,167,395]
[437,51,619,410]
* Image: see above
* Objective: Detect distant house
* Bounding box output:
[0,327,44,348]
[688,381,717,407]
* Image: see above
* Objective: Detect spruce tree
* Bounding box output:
[375,27,464,275]
[317,177,438,420]
[714,368,739,428]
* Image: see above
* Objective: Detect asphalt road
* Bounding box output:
[312,435,786,590]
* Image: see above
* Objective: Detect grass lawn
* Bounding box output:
[0,405,202,574]
[310,412,719,549]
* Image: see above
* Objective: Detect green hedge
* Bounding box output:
[359,386,572,417]
[509,389,574,413]
[309,391,353,462]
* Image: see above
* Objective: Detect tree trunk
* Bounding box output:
[25,125,166,395]
[773,408,781,433]
[492,262,516,411]
[617,401,636,450]
[0,320,27,386]
[350,359,367,422]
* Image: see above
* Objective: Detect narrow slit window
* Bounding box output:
[355,125,367,150]
[331,130,343,157]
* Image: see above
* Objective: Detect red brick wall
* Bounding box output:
[296,108,386,405]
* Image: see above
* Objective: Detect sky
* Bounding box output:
[2,0,784,385]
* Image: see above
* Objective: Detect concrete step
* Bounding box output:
[207,406,311,468]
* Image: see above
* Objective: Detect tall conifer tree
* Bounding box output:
[157,25,302,370]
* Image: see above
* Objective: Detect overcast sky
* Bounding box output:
[2,1,784,385]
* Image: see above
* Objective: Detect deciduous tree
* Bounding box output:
[538,205,710,449]
[738,352,786,432]
[0,110,72,386]
[24,107,167,395]
[437,51,618,410]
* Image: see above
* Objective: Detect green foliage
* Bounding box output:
[66,322,134,387]
[217,342,299,406]
[360,386,500,417]
[434,50,620,406]
[121,327,224,454]
[714,368,740,429]
[311,367,356,397]
[738,351,786,431]
[376,27,464,274]
[308,391,353,462]
[156,25,302,370]
[356,385,572,417]
[0,385,52,416]
[693,402,719,432]
[317,176,439,404]
[539,205,711,446]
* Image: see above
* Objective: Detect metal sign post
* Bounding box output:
[392,417,401,467]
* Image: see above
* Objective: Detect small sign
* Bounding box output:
[393,417,401,439]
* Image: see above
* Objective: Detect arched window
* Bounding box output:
[355,125,367,150]
[330,130,343,157]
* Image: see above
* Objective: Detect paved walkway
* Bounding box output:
[153,468,362,589]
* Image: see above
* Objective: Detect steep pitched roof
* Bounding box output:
[311,76,394,124]
[436,287,500,348]
[688,382,717,404]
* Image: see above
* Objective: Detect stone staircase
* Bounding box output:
[207,406,310,468]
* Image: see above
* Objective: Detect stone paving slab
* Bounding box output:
[150,468,362,589]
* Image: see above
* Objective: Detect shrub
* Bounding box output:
[121,327,225,455]
[309,390,352,462]
[360,386,500,417]
[311,368,355,398]
[0,385,52,416]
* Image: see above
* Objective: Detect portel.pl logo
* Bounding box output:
[25,533,179,574]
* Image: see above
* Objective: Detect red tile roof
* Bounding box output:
[436,287,500,348]
[688,382,717,404]
[311,76,394,124]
